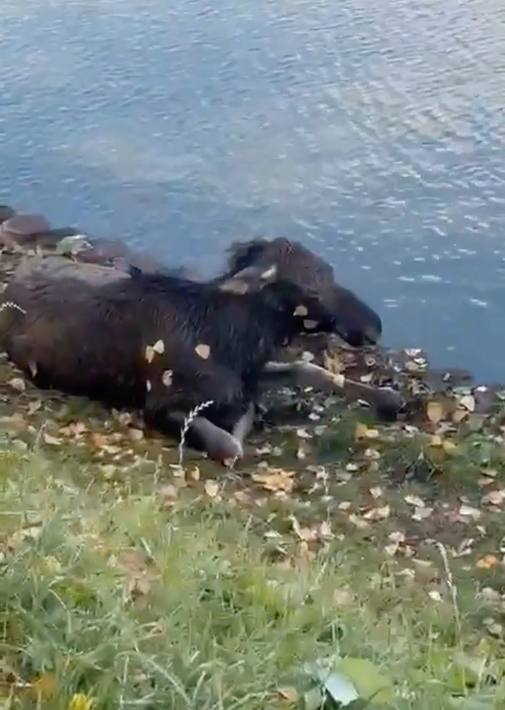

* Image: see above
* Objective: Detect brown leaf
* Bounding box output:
[91,432,108,448]
[252,468,295,493]
[476,555,500,570]
[426,400,444,423]
[277,687,299,704]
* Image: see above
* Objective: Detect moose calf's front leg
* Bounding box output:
[261,361,403,418]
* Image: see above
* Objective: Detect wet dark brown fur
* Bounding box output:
[0,238,382,459]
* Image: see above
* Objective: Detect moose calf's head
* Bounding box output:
[220,237,382,347]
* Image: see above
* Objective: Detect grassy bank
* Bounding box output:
[2,420,505,708]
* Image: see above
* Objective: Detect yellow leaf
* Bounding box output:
[460,394,476,412]
[31,673,57,699]
[426,400,444,423]
[195,343,211,359]
[354,422,368,440]
[152,339,165,355]
[68,693,95,710]
[204,479,219,497]
[144,345,155,363]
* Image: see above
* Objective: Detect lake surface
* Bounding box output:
[1,0,505,381]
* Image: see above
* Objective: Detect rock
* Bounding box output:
[0,205,16,224]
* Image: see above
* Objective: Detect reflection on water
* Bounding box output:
[1,0,505,380]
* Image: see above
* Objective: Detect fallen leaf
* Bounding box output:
[476,555,500,570]
[460,394,476,412]
[276,687,299,703]
[354,422,368,440]
[363,505,390,521]
[68,693,95,710]
[370,486,383,499]
[459,504,481,521]
[252,468,295,493]
[195,343,211,359]
[8,377,26,393]
[128,428,144,442]
[338,501,351,511]
[405,494,426,508]
[291,516,318,542]
[412,506,433,521]
[91,432,108,448]
[31,673,57,700]
[204,480,219,497]
[428,590,443,602]
[319,521,333,540]
[144,345,155,363]
[152,339,165,354]
[427,400,444,423]
[482,490,505,506]
[452,409,468,424]
[293,304,308,317]
[162,369,173,387]
[348,513,370,529]
[43,432,62,446]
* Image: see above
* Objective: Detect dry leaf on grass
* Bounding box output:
[252,468,295,493]
[43,432,62,446]
[412,506,433,521]
[363,505,390,521]
[404,494,426,508]
[204,480,219,498]
[476,555,500,570]
[426,400,444,423]
[459,504,481,521]
[482,490,505,506]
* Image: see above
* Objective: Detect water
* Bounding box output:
[1,0,505,382]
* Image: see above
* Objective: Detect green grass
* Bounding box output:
[2,451,505,709]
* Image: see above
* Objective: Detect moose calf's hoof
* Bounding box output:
[375,387,404,420]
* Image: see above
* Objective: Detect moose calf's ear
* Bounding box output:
[219,263,278,295]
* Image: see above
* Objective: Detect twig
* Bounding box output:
[178,400,214,468]
[0,301,25,315]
